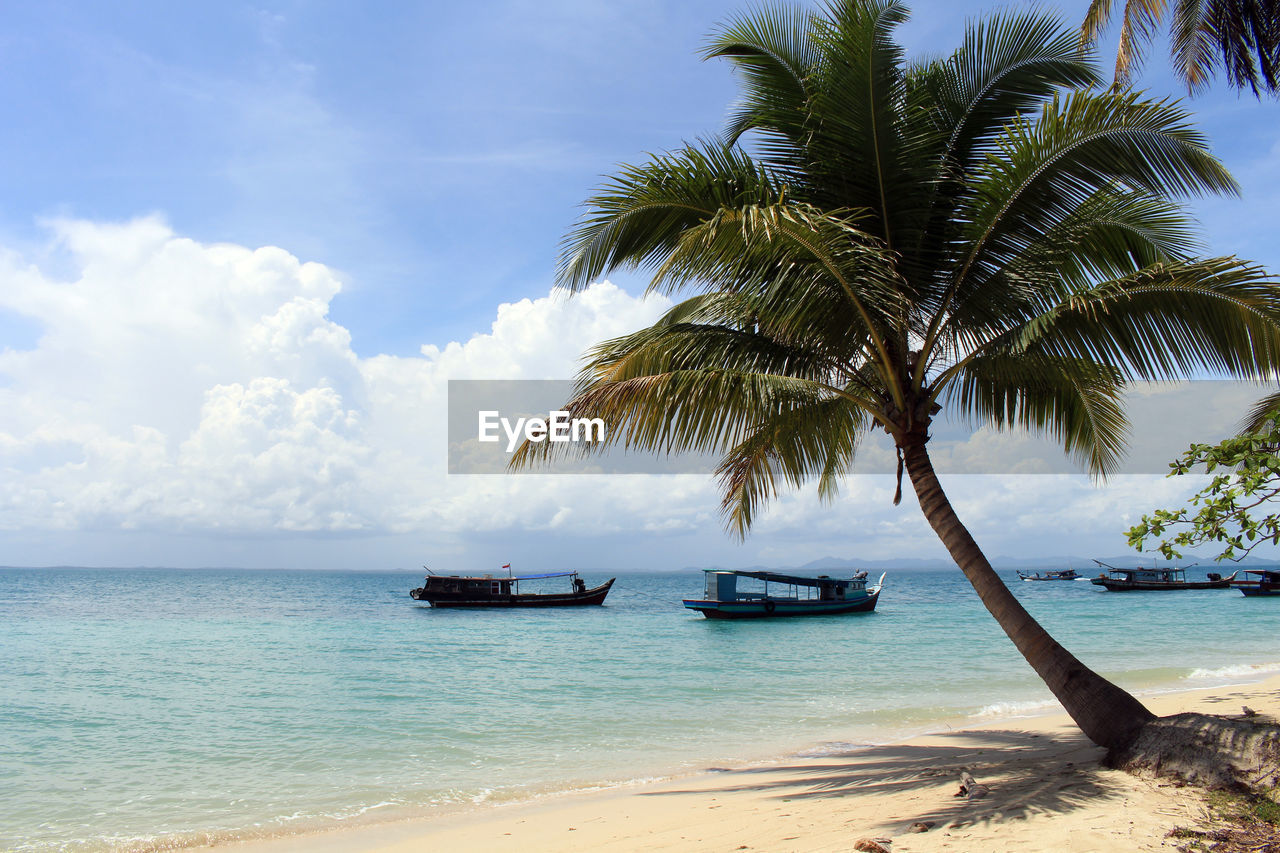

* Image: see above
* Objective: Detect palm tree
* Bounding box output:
[1082,0,1280,95]
[514,0,1280,752]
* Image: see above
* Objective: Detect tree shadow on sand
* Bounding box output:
[642,727,1139,835]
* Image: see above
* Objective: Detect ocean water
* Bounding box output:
[2,566,1278,852]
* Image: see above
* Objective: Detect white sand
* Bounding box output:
[210,676,1280,852]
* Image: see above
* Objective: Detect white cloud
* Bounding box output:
[0,217,699,540]
[0,217,1248,568]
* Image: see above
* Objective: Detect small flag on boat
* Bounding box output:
[502,563,511,569]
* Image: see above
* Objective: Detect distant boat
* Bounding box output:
[1090,560,1235,591]
[1016,569,1087,582]
[682,569,885,619]
[410,569,614,608]
[1230,569,1280,597]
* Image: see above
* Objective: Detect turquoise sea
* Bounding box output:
[3,566,1278,852]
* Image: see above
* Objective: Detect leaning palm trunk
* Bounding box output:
[902,439,1155,750]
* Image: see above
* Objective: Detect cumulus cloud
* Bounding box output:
[0,217,696,538]
[0,218,1235,567]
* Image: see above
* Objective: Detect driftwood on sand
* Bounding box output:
[956,769,990,800]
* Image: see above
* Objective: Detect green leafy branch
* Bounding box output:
[1128,410,1280,561]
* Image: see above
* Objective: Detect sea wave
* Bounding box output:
[1184,662,1280,682]
[971,699,1060,719]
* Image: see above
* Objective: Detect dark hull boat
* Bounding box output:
[1090,560,1235,591]
[1092,575,1233,591]
[1231,570,1280,597]
[683,570,885,619]
[1016,569,1086,582]
[410,571,614,608]
[689,593,881,619]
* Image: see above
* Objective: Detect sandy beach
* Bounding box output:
[206,675,1280,853]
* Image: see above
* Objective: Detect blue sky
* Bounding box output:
[6,0,1271,355]
[2,0,1275,342]
[0,1,751,353]
[0,0,1278,569]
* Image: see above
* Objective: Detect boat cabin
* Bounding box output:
[420,575,515,596]
[1102,567,1186,584]
[701,570,866,603]
[418,571,586,598]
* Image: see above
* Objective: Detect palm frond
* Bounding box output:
[717,395,867,537]
[804,0,913,247]
[1171,0,1217,91]
[933,9,1101,171]
[954,90,1237,301]
[650,202,905,327]
[1084,0,1280,95]
[1003,258,1280,382]
[941,352,1129,476]
[705,2,818,154]
[557,141,781,292]
[510,301,885,472]
[1200,0,1280,94]
[905,10,1100,301]
[940,189,1198,343]
[581,316,845,390]
[509,369,856,470]
[1243,388,1280,432]
[1112,0,1170,85]
[1083,0,1118,43]
[1007,188,1195,278]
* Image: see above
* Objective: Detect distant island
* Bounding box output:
[683,553,1280,574]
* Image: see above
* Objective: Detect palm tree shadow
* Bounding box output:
[644,728,1124,834]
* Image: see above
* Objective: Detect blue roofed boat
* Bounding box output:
[682,570,885,619]
[1230,569,1280,597]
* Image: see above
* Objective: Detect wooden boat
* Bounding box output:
[1016,569,1086,582]
[410,570,614,608]
[1230,569,1280,597]
[1090,561,1235,592]
[683,570,885,619]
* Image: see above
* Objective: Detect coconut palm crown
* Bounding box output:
[514,0,1280,751]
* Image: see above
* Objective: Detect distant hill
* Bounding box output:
[679,551,1279,574]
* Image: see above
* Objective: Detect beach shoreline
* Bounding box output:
[194,672,1280,853]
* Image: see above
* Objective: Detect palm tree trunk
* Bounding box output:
[902,440,1155,751]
